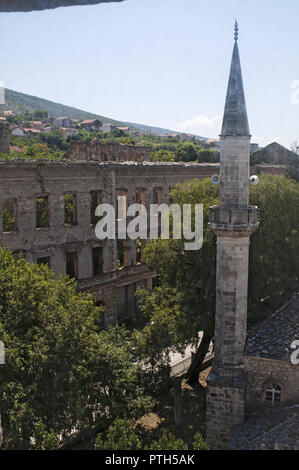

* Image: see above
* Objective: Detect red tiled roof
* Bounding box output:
[24,128,41,134]
[10,145,25,153]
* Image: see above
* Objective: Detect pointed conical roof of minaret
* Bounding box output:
[221,21,250,136]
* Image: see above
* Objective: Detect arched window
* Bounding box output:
[265,383,281,405]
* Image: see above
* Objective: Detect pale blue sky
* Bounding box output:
[0,0,298,147]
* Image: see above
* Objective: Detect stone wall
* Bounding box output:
[206,374,246,450]
[244,356,299,410]
[65,139,151,163]
[254,164,287,176]
[0,122,10,155]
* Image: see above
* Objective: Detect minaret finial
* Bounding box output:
[234,19,239,42]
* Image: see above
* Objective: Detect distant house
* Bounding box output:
[23,128,41,137]
[61,127,78,137]
[179,133,195,142]
[206,138,220,149]
[10,124,25,136]
[53,116,72,129]
[10,145,25,153]
[42,127,53,133]
[0,117,7,122]
[101,123,117,134]
[134,130,150,137]
[30,120,44,130]
[157,133,179,139]
[116,126,130,133]
[79,119,102,132]
[3,110,14,116]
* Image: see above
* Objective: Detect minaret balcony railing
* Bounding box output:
[209,205,258,232]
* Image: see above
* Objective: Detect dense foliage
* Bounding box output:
[140,175,299,382]
[95,418,208,450]
[0,249,154,449]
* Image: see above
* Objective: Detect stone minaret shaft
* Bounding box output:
[205,22,258,449]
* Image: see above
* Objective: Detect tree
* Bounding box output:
[146,430,188,450]
[132,287,185,396]
[142,178,218,384]
[38,129,68,151]
[248,175,299,320]
[0,248,153,449]
[141,175,299,384]
[197,149,219,163]
[151,149,176,162]
[192,432,209,450]
[95,419,142,450]
[94,419,209,450]
[176,143,199,162]
[33,110,48,121]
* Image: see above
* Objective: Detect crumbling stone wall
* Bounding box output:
[65,139,151,163]
[253,164,287,176]
[0,122,10,155]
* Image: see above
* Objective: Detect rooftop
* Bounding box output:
[230,405,299,450]
[246,293,299,361]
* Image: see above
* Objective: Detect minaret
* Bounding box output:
[205,22,258,449]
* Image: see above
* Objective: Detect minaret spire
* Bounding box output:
[221,21,250,137]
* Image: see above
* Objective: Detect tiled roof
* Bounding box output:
[10,145,25,153]
[230,405,299,450]
[23,128,41,134]
[246,294,299,361]
[80,119,101,125]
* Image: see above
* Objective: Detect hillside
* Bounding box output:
[3,89,123,125]
[2,88,202,138]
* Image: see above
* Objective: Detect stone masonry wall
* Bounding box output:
[206,376,246,450]
[244,356,299,410]
[65,139,151,163]
[0,122,10,155]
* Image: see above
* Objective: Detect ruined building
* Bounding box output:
[0,120,282,325]
[0,129,218,323]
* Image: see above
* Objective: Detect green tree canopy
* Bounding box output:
[176,143,199,162]
[141,175,299,383]
[197,149,219,163]
[151,149,176,162]
[95,418,142,450]
[0,248,153,449]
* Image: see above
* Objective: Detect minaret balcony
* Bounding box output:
[209,205,258,233]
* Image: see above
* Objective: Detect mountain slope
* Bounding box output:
[4,89,123,125]
[2,88,203,137]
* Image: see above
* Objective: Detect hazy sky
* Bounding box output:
[0,0,298,147]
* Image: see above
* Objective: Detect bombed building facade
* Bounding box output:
[0,143,219,324]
